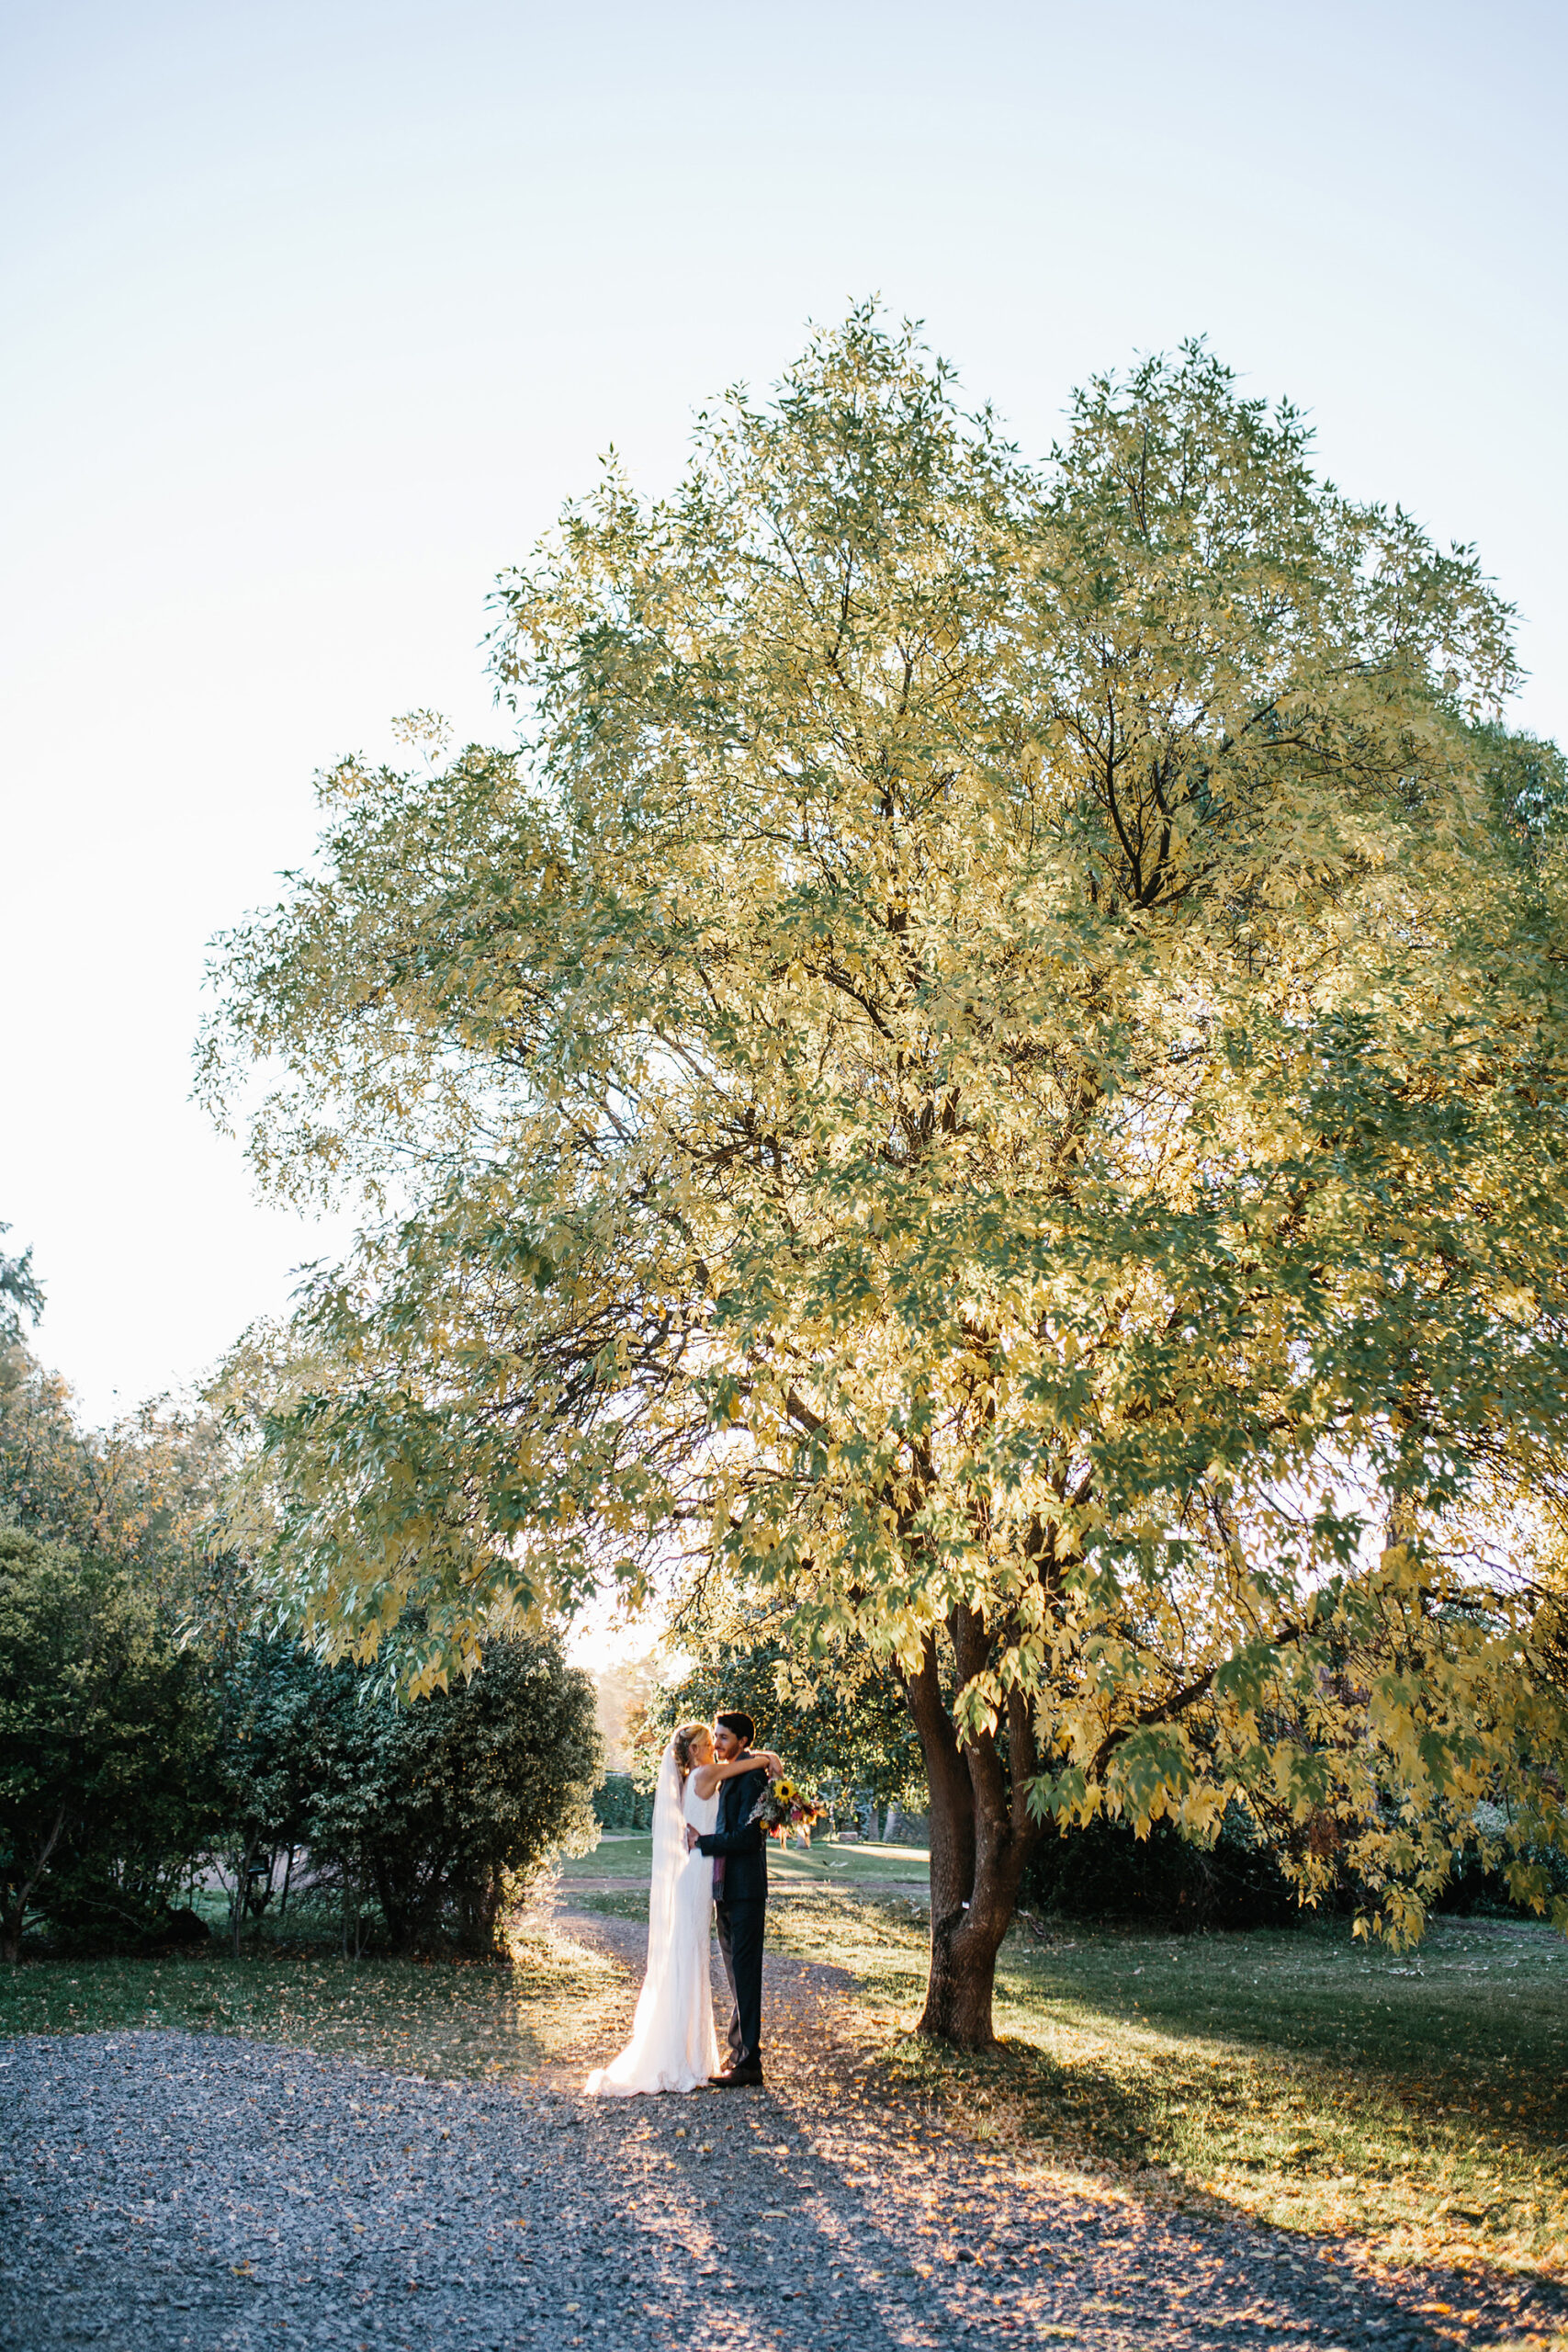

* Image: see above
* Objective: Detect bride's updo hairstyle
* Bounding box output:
[671,1722,708,1780]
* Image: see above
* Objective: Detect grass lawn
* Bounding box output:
[558,1832,929,1887]
[0,1917,626,2083]
[760,1889,1568,2278]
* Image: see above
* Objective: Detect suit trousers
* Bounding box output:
[714,1895,765,2066]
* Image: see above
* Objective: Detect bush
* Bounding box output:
[1021,1805,1299,1933]
[221,1630,603,1953]
[0,1528,215,1957]
[592,1772,653,1831]
[1432,1839,1568,1919]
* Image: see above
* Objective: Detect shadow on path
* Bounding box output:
[0,1903,1562,2352]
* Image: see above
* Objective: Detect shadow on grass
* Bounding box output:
[1001,1913,1568,2149]
[768,1887,1568,2280]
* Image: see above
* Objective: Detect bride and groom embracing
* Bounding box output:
[587,1712,784,2097]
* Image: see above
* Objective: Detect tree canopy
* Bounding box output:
[205,313,1568,2041]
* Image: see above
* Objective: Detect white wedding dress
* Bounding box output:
[585,1743,721,2097]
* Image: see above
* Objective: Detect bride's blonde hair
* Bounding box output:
[671,1721,709,1779]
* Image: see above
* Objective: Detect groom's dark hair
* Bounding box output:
[716,1711,755,1747]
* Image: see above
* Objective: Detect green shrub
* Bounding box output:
[1021,1804,1298,1933]
[221,1630,603,1953]
[1432,1839,1568,1919]
[592,1772,652,1830]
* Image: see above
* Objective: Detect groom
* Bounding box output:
[687,1710,768,2088]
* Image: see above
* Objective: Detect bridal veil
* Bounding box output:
[585,1736,719,2097]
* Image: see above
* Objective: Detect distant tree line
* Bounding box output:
[592,1774,653,1832]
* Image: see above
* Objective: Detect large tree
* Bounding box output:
[206,316,1568,2044]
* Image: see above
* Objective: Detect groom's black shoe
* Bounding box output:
[707,2060,764,2088]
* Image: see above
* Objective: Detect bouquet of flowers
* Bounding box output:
[746,1777,829,1843]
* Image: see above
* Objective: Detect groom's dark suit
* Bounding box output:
[695,1758,768,2074]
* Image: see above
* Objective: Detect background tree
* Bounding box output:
[204,315,1568,2044]
[0,1528,215,1957]
[0,1225,44,1353]
[0,1340,246,1624]
[0,1349,97,1543]
[207,1634,324,1955]
[645,1598,926,1827]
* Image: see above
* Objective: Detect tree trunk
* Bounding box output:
[917,1792,1034,2044]
[230,1837,262,1958]
[2,1804,68,1962]
[902,1623,1042,2049]
[469,1865,504,1953]
[921,1905,1008,2045]
[371,1853,407,1951]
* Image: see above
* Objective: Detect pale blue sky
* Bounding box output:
[4,0,1564,1422]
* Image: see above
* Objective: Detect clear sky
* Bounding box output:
[4,0,1564,1426]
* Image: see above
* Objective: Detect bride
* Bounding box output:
[586,1721,780,2098]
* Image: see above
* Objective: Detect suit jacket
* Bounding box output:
[695,1758,769,1903]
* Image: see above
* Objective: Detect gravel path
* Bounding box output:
[4,1914,1565,2352]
